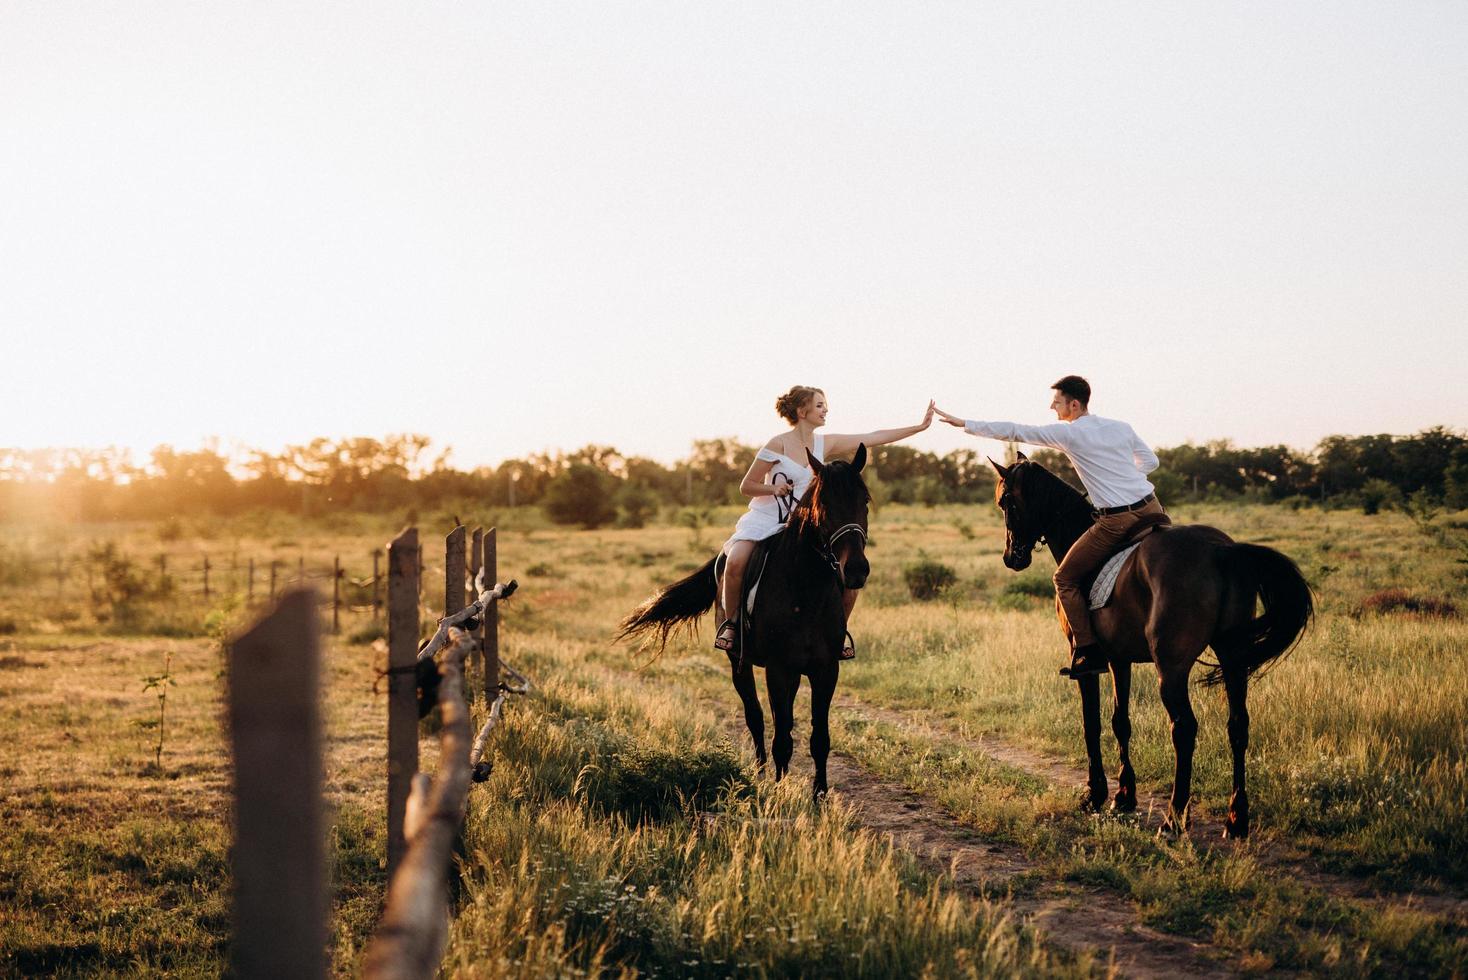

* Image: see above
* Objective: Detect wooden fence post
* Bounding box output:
[332,556,342,635]
[203,556,211,600]
[372,549,382,622]
[470,528,483,671]
[387,528,420,878]
[247,558,255,603]
[482,528,499,703]
[227,589,326,980]
[445,526,465,621]
[269,560,278,600]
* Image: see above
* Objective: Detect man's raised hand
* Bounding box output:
[933,405,966,428]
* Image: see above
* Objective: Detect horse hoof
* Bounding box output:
[1078,795,1106,815]
[1222,818,1249,840]
[1110,794,1137,815]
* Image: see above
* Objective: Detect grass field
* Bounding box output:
[2,500,1465,976]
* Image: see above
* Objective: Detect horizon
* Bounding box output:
[4,418,1463,478]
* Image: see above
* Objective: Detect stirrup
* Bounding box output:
[839,630,856,661]
[1061,643,1107,679]
[714,620,738,653]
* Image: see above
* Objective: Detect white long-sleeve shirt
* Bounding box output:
[963,413,1159,509]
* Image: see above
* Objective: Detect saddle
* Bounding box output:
[1087,512,1172,610]
[713,533,780,669]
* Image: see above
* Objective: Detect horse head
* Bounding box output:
[989,453,1047,571]
[803,443,871,589]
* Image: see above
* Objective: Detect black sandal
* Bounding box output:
[714,620,739,653]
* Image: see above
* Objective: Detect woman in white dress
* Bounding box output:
[715,386,935,657]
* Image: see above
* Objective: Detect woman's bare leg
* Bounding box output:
[717,540,756,647]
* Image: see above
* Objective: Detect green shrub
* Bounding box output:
[617,483,659,529]
[1003,573,1053,599]
[348,621,387,645]
[1360,478,1403,515]
[903,554,956,600]
[543,465,618,529]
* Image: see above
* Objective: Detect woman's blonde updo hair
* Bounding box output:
[775,385,824,425]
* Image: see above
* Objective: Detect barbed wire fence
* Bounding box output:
[223,523,531,979]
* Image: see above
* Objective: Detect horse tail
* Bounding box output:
[617,555,720,655]
[1203,543,1314,687]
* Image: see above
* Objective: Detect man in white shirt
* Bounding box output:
[935,376,1165,679]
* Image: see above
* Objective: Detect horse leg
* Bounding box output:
[1223,669,1250,839]
[1077,673,1109,812]
[1157,665,1198,836]
[765,665,800,781]
[1110,660,1137,813]
[808,662,838,799]
[730,660,766,770]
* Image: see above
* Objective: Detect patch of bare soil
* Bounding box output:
[712,714,1237,978]
[838,694,1468,924]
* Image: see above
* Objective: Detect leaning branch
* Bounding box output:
[363,630,475,980]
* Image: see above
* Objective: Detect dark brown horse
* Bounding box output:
[991,454,1312,837]
[619,446,871,797]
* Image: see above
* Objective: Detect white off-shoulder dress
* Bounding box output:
[722,434,825,554]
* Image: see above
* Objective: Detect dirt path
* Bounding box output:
[698,702,1238,977]
[836,693,1468,924]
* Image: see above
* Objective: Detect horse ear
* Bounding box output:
[1015,451,1028,461]
[988,456,1010,479]
[806,448,824,474]
[852,443,867,472]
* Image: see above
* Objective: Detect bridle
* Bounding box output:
[1000,469,1048,566]
[819,522,867,588]
[788,476,868,589]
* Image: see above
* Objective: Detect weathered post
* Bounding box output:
[247,558,255,603]
[386,528,420,878]
[445,526,465,621]
[226,589,325,980]
[470,527,484,671]
[203,556,211,600]
[269,560,278,600]
[332,556,342,635]
[482,527,499,703]
[372,549,382,622]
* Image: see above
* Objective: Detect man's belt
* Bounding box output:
[1094,493,1156,517]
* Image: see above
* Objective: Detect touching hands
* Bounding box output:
[919,400,936,430]
[933,405,966,428]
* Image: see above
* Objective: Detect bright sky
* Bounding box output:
[3,2,1465,470]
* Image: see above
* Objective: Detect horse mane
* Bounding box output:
[1016,459,1091,518]
[789,459,869,539]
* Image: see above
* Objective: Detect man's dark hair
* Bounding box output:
[1051,375,1090,406]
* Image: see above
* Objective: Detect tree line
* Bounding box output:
[2,427,1464,526]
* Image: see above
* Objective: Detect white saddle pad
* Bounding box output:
[1089,543,1141,610]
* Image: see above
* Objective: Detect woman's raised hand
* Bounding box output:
[920,399,935,430]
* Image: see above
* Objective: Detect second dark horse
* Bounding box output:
[992,454,1313,837]
[619,446,871,797]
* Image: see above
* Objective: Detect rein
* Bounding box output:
[772,472,796,523]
